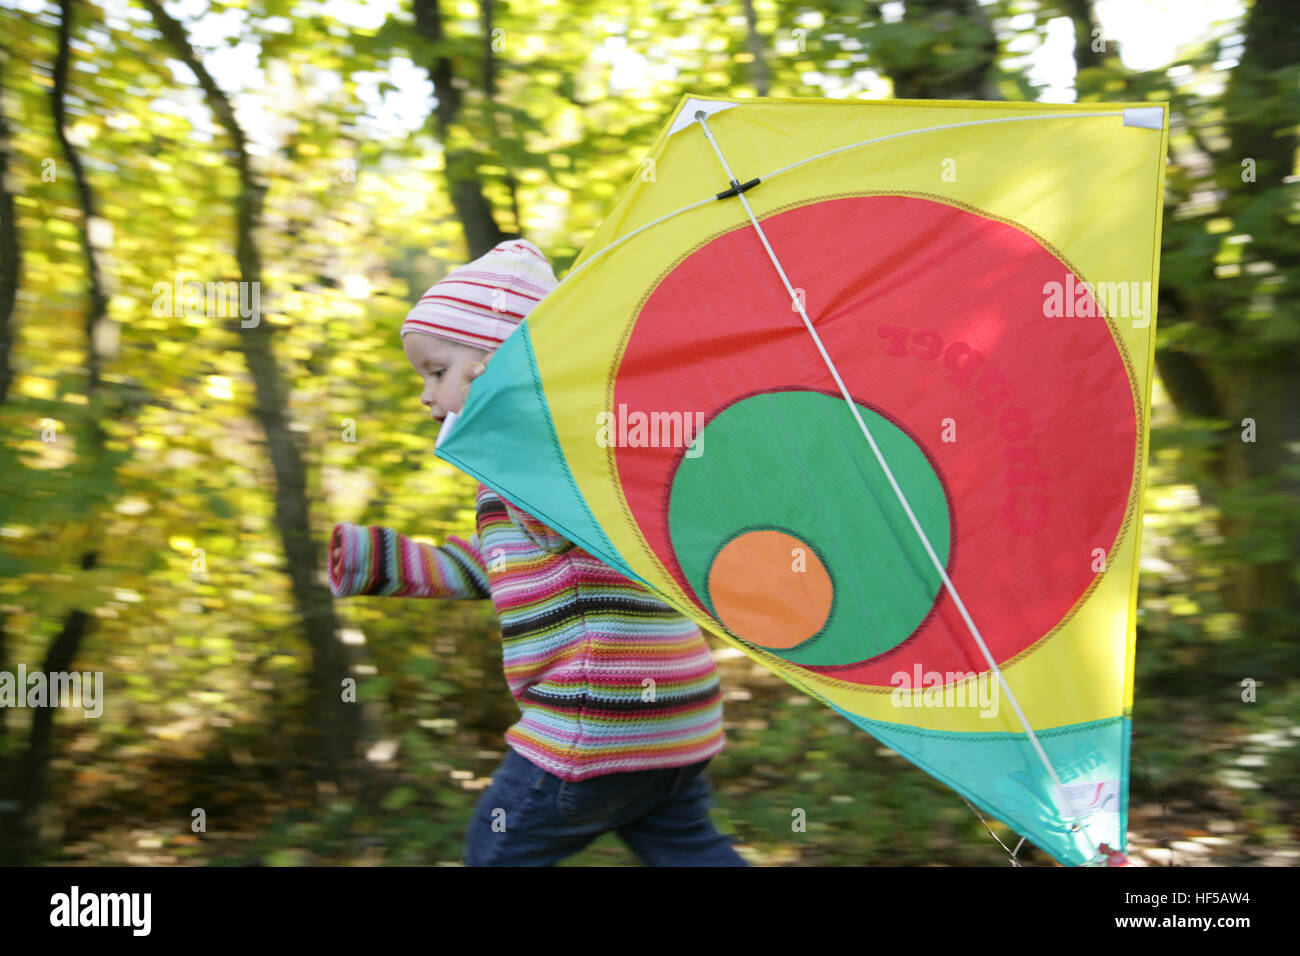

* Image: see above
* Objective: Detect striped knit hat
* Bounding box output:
[400,238,558,352]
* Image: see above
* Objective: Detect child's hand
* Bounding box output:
[459,363,486,408]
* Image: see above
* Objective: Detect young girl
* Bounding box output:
[329,238,748,867]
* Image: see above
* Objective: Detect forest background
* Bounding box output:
[0,0,1295,866]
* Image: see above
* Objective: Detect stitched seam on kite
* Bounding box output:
[849,712,1128,743]
[604,215,751,617]
[519,321,626,573]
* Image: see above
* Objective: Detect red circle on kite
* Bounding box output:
[610,193,1139,686]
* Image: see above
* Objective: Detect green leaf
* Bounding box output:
[381,786,417,810]
[207,493,235,520]
[357,676,394,701]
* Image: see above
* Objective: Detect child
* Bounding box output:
[329,238,748,867]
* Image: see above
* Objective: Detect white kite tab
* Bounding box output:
[434,410,459,449]
[1121,107,1164,130]
[669,97,739,137]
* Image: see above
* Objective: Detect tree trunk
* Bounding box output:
[1208,0,1295,647]
[892,0,999,101]
[0,40,20,859]
[0,0,110,863]
[412,0,511,258]
[741,0,771,97]
[1061,0,1105,72]
[409,0,521,737]
[142,0,360,783]
[1155,0,1299,659]
[0,45,17,408]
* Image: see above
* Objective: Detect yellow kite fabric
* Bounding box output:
[437,94,1168,866]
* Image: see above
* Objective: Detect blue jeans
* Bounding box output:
[463,748,748,866]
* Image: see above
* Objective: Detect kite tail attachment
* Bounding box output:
[1092,843,1133,867]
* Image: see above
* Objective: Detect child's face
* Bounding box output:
[403,332,490,422]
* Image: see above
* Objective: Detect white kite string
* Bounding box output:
[693,110,1100,862]
[962,795,1027,866]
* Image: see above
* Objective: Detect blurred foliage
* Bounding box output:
[0,0,1294,866]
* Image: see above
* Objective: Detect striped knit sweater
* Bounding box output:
[328,483,725,781]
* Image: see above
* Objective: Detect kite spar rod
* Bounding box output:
[562,111,1125,287]
[691,109,1102,863]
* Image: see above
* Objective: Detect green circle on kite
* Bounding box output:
[667,390,952,666]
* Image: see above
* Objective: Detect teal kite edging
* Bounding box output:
[827,704,1130,866]
[434,321,644,587]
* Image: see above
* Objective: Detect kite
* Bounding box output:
[435,93,1168,866]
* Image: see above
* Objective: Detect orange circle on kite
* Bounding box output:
[707,530,833,649]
